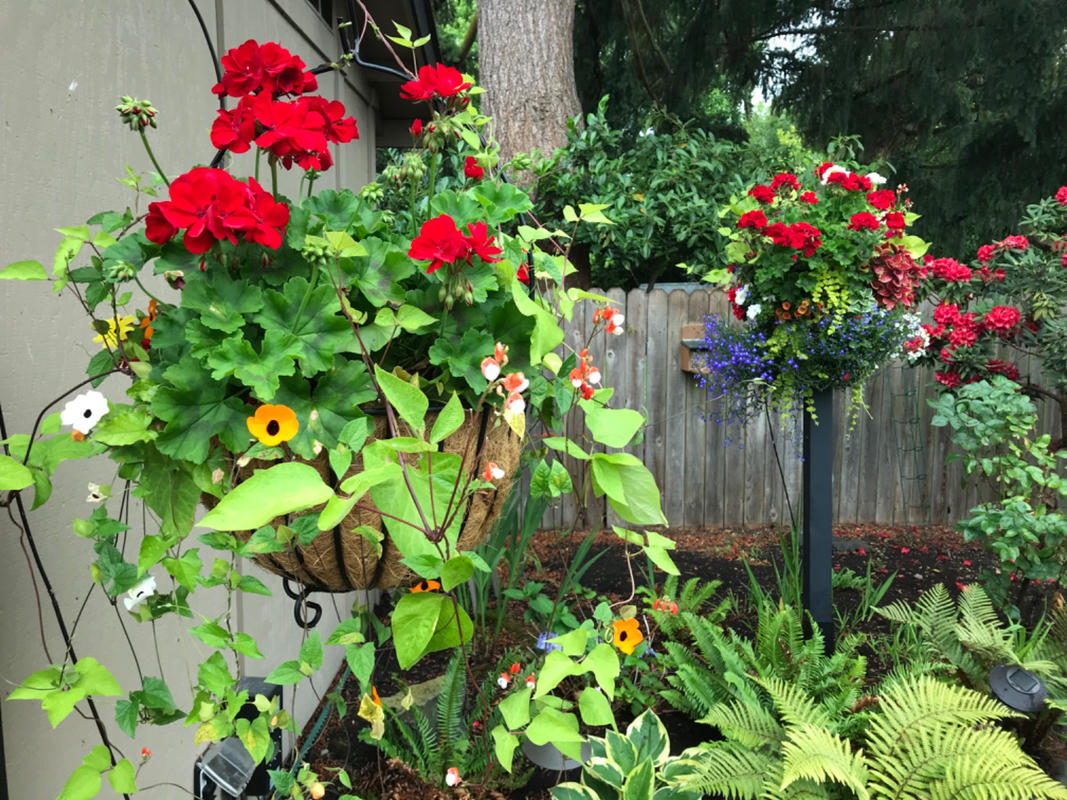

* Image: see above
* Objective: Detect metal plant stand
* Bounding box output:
[802,388,834,652]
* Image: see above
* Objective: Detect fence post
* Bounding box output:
[802,388,834,653]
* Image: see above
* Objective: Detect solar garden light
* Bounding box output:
[989,664,1057,751]
[194,677,282,799]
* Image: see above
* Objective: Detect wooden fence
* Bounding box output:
[540,286,1063,530]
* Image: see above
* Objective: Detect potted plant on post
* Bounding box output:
[0,21,668,799]
[698,148,930,647]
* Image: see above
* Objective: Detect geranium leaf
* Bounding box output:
[206,330,299,401]
[151,361,248,462]
[181,269,264,334]
[254,276,355,375]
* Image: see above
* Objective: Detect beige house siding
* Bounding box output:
[0,2,389,797]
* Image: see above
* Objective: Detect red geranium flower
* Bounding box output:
[884,211,905,230]
[1057,186,1067,206]
[464,156,484,180]
[410,118,423,138]
[866,189,896,211]
[464,221,503,263]
[212,40,316,98]
[737,209,768,230]
[799,191,819,204]
[400,63,472,101]
[409,214,470,273]
[769,172,799,192]
[786,221,823,256]
[747,184,776,204]
[847,212,880,231]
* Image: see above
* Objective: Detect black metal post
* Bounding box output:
[802,388,834,653]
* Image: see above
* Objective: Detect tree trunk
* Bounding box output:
[477,0,582,181]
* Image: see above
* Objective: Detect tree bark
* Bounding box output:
[477,0,582,180]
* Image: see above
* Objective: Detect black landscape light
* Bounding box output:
[989,664,1048,714]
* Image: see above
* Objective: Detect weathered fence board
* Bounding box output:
[539,286,1062,531]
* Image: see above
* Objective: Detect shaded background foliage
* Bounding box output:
[431,0,1067,283]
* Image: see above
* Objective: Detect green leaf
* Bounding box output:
[190,621,230,648]
[231,632,264,659]
[644,546,680,576]
[391,591,444,670]
[57,765,101,800]
[206,330,300,401]
[374,365,428,434]
[548,627,589,657]
[115,699,139,738]
[254,276,354,375]
[236,575,272,596]
[583,644,621,700]
[624,760,655,800]
[590,453,668,525]
[582,403,644,448]
[534,650,580,698]
[627,710,670,768]
[526,707,584,747]
[266,660,305,685]
[235,716,272,764]
[163,549,202,592]
[107,759,138,794]
[578,686,615,726]
[498,686,532,729]
[138,535,169,575]
[300,632,324,670]
[428,393,464,444]
[441,554,474,592]
[0,454,33,490]
[93,408,155,445]
[492,725,520,773]
[0,259,48,280]
[425,597,474,652]
[198,462,333,531]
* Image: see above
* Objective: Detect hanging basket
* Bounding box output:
[207,410,521,591]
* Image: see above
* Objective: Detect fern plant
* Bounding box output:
[659,601,867,732]
[672,674,1067,800]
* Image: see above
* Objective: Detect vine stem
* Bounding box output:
[139,130,170,187]
[0,404,130,798]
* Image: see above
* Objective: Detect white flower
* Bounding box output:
[123,575,157,611]
[504,392,525,415]
[480,356,501,382]
[610,312,624,327]
[734,284,749,305]
[866,171,888,185]
[820,164,848,185]
[586,368,601,385]
[60,390,109,435]
[497,675,510,689]
[445,767,461,787]
[525,675,535,689]
[746,303,762,320]
[86,483,107,503]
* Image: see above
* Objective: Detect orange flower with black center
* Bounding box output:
[246,404,298,447]
[410,579,441,593]
[612,617,643,655]
[139,299,158,343]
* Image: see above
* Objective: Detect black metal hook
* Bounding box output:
[282,578,323,629]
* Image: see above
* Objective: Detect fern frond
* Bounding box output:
[674,741,776,799]
[779,723,869,800]
[755,676,832,730]
[701,699,784,749]
[435,654,466,766]
[865,676,1021,765]
[930,754,1067,800]
[954,585,1013,665]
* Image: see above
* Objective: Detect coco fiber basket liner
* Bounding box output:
[208,410,521,591]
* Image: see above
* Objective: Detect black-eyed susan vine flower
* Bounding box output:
[410,579,441,593]
[612,617,643,655]
[246,403,298,447]
[91,314,137,349]
[60,390,109,438]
